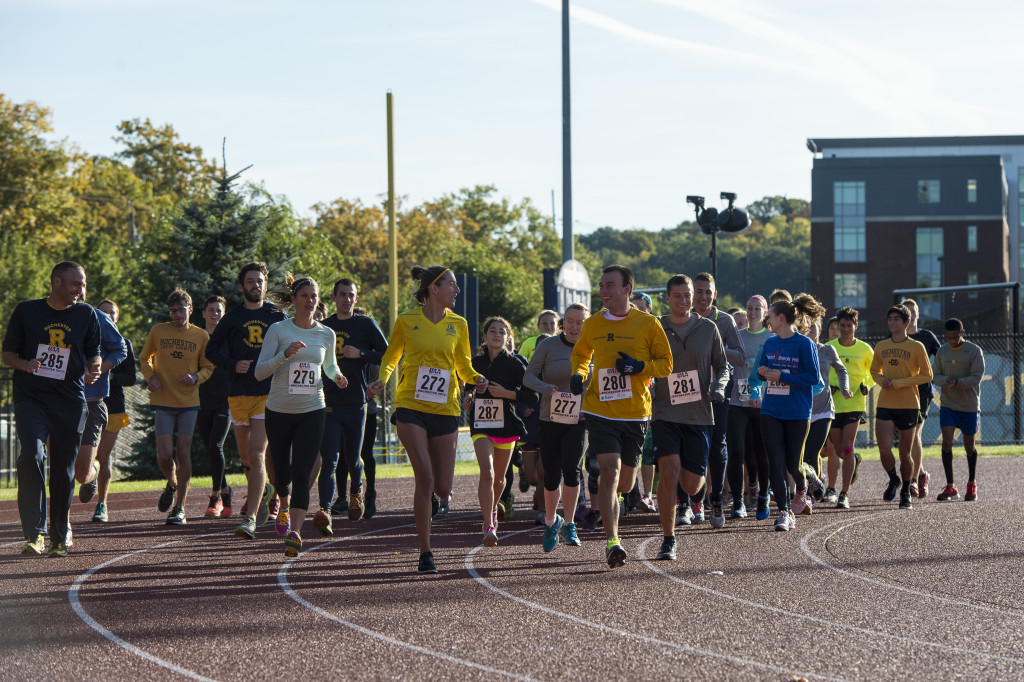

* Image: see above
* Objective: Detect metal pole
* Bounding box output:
[561,0,573,263]
[1015,282,1021,442]
[710,230,718,282]
[386,91,398,458]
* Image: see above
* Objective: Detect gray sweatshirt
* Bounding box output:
[931,341,985,412]
[812,342,849,419]
[523,333,591,421]
[652,315,729,425]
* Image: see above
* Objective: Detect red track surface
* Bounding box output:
[2,456,1023,681]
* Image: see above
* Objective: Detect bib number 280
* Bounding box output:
[598,368,632,401]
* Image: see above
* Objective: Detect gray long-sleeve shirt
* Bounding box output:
[523,333,590,421]
[812,342,849,419]
[931,341,985,412]
[652,315,729,425]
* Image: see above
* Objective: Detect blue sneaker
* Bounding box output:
[731,501,747,519]
[542,515,563,552]
[755,496,770,520]
[560,521,581,546]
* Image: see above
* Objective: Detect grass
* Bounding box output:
[0,446,1019,501]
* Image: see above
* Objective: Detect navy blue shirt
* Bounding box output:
[205,302,287,397]
[104,339,137,414]
[321,314,388,407]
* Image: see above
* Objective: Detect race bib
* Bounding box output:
[288,362,318,394]
[598,368,632,402]
[669,370,701,405]
[766,378,790,396]
[736,378,751,402]
[473,398,504,428]
[414,366,450,404]
[33,344,69,380]
[550,391,581,424]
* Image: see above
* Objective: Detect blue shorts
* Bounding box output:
[651,420,712,476]
[939,407,979,436]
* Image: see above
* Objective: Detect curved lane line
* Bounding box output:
[800,513,1024,618]
[464,528,846,682]
[637,535,1024,666]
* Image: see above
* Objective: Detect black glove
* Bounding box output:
[830,385,839,395]
[569,374,584,396]
[615,351,645,376]
[859,383,869,396]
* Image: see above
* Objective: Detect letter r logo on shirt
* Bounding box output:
[247,325,264,345]
[48,329,67,348]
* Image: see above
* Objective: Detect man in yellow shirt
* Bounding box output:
[569,265,672,568]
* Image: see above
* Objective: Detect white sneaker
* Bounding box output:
[774,510,790,531]
[792,490,807,516]
[787,510,797,530]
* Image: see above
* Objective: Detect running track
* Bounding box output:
[2,456,1023,681]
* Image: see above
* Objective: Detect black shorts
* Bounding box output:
[917,396,932,423]
[392,407,459,438]
[876,407,919,432]
[585,415,646,469]
[651,420,713,476]
[832,411,864,430]
[81,400,109,448]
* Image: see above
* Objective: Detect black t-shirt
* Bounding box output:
[910,329,941,401]
[205,302,287,397]
[2,299,101,404]
[321,314,388,407]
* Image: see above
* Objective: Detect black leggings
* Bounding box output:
[727,405,769,498]
[760,414,809,512]
[266,407,326,511]
[802,418,832,475]
[539,420,586,491]
[196,407,230,492]
[360,409,378,492]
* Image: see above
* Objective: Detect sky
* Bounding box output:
[2,0,1022,234]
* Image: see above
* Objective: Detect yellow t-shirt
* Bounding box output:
[871,337,933,410]
[827,338,875,413]
[570,308,673,421]
[377,308,482,416]
[140,323,214,409]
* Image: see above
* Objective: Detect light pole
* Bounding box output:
[740,256,748,300]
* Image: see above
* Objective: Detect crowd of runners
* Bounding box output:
[2,260,986,572]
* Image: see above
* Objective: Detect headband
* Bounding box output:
[750,294,768,310]
[291,277,314,294]
[429,268,451,288]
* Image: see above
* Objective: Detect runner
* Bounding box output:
[367,265,488,575]
[197,295,233,518]
[728,307,748,331]
[651,275,728,560]
[3,261,101,557]
[139,287,215,525]
[931,318,986,501]
[901,298,942,498]
[318,278,387,531]
[205,262,284,538]
[569,264,673,567]
[629,291,657,513]
[255,274,347,557]
[826,307,873,508]
[93,300,137,523]
[726,295,772,520]
[691,272,745,526]
[518,309,558,361]
[523,303,591,552]
[870,304,933,510]
[748,295,825,531]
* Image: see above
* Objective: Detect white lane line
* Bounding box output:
[279,515,537,682]
[464,528,846,682]
[637,535,1024,666]
[800,513,1024,618]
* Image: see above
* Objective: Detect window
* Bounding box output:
[967,178,977,203]
[834,273,867,309]
[918,179,940,203]
[967,225,977,252]
[916,227,944,322]
[833,181,865,262]
[968,271,978,299]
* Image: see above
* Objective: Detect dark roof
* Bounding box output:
[806,135,1024,153]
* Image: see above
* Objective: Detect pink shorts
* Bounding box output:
[472,434,520,447]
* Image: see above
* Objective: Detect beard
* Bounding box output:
[243,287,263,304]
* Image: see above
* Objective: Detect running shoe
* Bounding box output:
[499,493,514,519]
[582,509,600,532]
[205,496,223,517]
[92,502,108,523]
[774,510,790,531]
[851,451,862,486]
[330,497,346,516]
[560,522,581,546]
[47,541,69,558]
[638,493,656,512]
[79,460,100,503]
[898,491,913,509]
[542,515,563,552]
[882,477,901,502]
[256,483,275,526]
[909,480,919,498]
[676,504,694,526]
[431,493,440,518]
[801,463,824,502]
[605,540,627,568]
[964,481,978,502]
[22,534,46,556]
[755,496,770,521]
[418,551,438,574]
[349,492,364,522]
[276,508,291,536]
[656,536,677,560]
[624,486,641,514]
[234,515,256,539]
[157,482,176,512]
[836,491,850,509]
[937,485,959,501]
[364,489,377,519]
[730,501,747,519]
[792,490,812,516]
[267,497,280,521]
[691,501,705,524]
[534,512,545,526]
[221,487,233,517]
[166,506,187,526]
[436,493,452,517]
[284,530,302,558]
[918,471,929,499]
[574,501,587,525]
[710,500,725,528]
[822,487,838,505]
[787,510,797,530]
[483,526,498,547]
[66,526,73,547]
[313,508,333,537]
